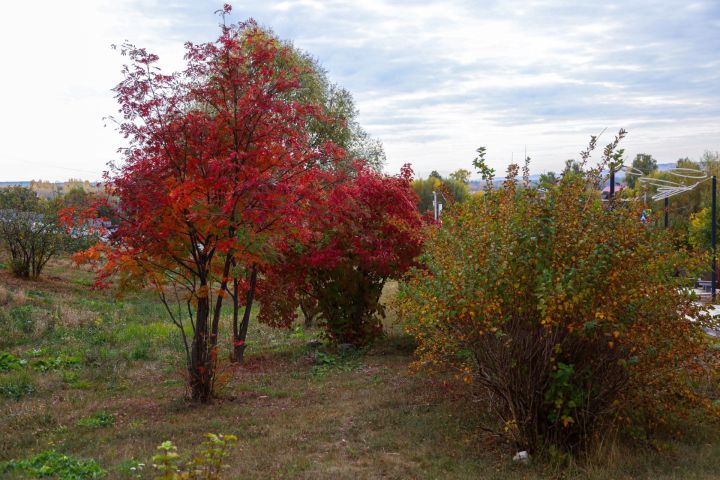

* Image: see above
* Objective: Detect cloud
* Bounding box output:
[0,0,718,180]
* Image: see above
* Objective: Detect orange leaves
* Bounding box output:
[400,136,719,451]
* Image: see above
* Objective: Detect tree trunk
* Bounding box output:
[189,293,212,403]
[300,296,317,328]
[232,265,257,363]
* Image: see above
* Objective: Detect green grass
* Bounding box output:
[0,260,720,479]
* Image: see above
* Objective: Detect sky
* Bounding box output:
[0,0,718,181]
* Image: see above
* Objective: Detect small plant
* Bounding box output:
[0,450,105,479]
[33,355,82,372]
[152,434,238,480]
[310,350,364,377]
[0,352,26,371]
[0,372,35,400]
[10,305,34,334]
[114,459,145,479]
[76,411,115,428]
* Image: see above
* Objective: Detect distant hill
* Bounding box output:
[0,181,31,188]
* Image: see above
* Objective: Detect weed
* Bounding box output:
[0,372,35,400]
[32,355,82,372]
[152,433,237,480]
[122,341,153,361]
[10,305,34,334]
[0,450,105,479]
[310,350,365,377]
[77,411,116,428]
[0,352,26,371]
[114,459,146,479]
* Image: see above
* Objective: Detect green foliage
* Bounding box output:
[688,206,717,252]
[537,171,559,190]
[472,146,495,187]
[544,363,585,428]
[0,186,67,278]
[629,152,720,238]
[76,411,115,428]
[0,372,35,400]
[152,434,238,480]
[0,352,26,371]
[10,305,34,334]
[0,450,105,479]
[448,168,471,184]
[312,267,385,346]
[626,153,657,188]
[412,174,470,215]
[32,355,81,372]
[310,349,365,377]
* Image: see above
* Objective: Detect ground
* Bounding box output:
[1,258,720,479]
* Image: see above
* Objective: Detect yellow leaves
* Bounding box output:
[612,330,620,339]
[608,341,614,349]
[561,415,574,428]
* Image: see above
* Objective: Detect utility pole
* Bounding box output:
[432,190,438,222]
[609,166,615,199]
[712,176,717,301]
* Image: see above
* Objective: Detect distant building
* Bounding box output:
[601,183,626,201]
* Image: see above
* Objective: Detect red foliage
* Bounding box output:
[88,14,346,401]
[257,162,424,343]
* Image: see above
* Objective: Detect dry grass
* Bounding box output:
[1,259,720,479]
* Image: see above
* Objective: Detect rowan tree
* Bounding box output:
[82,6,346,402]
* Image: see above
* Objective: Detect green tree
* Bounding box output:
[291,51,385,171]
[411,174,469,214]
[449,168,471,184]
[537,171,559,189]
[626,153,657,188]
[0,187,66,278]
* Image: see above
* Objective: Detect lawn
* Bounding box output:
[1,258,720,479]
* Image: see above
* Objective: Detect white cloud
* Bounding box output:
[0,0,718,181]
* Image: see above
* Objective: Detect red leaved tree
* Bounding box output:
[93,7,343,402]
[258,163,424,345]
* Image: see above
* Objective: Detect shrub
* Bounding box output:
[0,187,67,279]
[0,450,105,479]
[399,134,720,453]
[258,164,424,347]
[152,434,238,480]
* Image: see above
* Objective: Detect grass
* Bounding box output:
[0,257,719,479]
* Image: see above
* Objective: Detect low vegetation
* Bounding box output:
[0,257,719,479]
